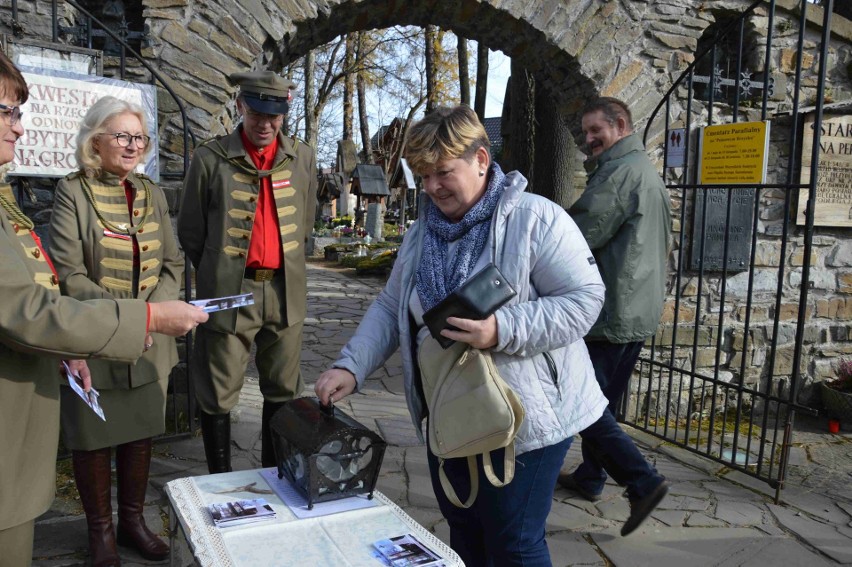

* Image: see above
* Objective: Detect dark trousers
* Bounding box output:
[572,340,664,500]
[428,437,572,567]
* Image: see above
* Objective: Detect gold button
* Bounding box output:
[32,248,40,258]
[245,215,251,221]
[133,209,140,217]
[50,274,58,285]
[142,245,149,251]
[249,196,256,203]
[242,234,249,240]
[140,284,148,291]
[142,266,148,272]
[12,223,19,233]
[138,228,144,234]
[238,252,246,258]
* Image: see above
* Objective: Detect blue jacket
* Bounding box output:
[333,170,607,455]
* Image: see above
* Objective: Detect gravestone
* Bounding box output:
[366,202,383,241]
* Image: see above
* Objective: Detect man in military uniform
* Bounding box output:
[178,71,317,473]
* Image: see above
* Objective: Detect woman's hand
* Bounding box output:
[64,359,92,392]
[441,314,498,349]
[315,368,357,406]
[148,301,209,336]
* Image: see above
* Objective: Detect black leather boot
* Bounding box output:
[72,448,121,567]
[261,401,287,467]
[200,411,232,473]
[115,439,169,560]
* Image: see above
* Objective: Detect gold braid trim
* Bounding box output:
[206,139,293,179]
[80,176,152,236]
[0,189,35,230]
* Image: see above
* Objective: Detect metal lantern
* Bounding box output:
[270,397,387,509]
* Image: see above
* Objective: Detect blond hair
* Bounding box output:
[404,105,490,175]
[75,96,151,177]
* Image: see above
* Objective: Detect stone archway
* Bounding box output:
[142,0,701,163]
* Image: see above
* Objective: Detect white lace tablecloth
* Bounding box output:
[166,469,463,567]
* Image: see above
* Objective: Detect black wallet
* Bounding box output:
[422,264,517,349]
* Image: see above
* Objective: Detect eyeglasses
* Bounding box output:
[100,132,151,149]
[0,103,23,126]
[243,107,284,124]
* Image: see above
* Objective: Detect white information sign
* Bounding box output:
[12,66,158,180]
[665,128,686,168]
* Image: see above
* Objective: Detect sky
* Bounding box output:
[484,50,511,119]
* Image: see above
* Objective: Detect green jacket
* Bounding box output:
[0,185,148,531]
[569,132,671,343]
[178,128,317,333]
[48,170,182,390]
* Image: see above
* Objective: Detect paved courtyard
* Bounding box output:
[33,261,852,566]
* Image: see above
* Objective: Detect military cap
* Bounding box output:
[229,70,295,115]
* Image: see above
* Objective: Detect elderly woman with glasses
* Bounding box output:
[47,96,182,566]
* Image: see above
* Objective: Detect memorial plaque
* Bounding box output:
[690,187,755,271]
[797,113,852,226]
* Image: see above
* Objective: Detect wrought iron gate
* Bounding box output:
[6,0,197,440]
[627,0,839,502]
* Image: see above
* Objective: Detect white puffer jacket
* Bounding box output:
[333,170,608,455]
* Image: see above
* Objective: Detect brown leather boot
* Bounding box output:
[115,439,169,561]
[72,448,121,567]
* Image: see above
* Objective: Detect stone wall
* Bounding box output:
[1,0,851,411]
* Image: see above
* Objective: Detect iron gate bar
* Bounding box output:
[636,0,830,502]
[779,0,835,501]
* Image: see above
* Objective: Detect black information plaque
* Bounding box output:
[690,187,755,272]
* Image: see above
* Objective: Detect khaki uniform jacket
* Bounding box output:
[48,171,182,390]
[178,128,317,333]
[0,185,147,531]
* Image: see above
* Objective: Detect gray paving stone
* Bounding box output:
[686,512,728,527]
[768,504,852,564]
[651,509,689,527]
[547,531,606,566]
[547,502,613,532]
[595,527,830,566]
[667,482,711,499]
[659,494,711,512]
[715,501,768,526]
[376,416,423,447]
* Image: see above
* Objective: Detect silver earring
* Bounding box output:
[479,171,485,177]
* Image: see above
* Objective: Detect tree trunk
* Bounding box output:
[457,35,470,106]
[342,34,355,141]
[425,25,437,114]
[532,80,578,208]
[507,58,535,186]
[303,51,317,149]
[357,33,372,164]
[474,43,488,121]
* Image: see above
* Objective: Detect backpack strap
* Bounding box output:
[482,444,515,487]
[438,456,479,509]
[437,445,517,509]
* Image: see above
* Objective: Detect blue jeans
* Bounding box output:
[427,437,572,567]
[572,340,664,500]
